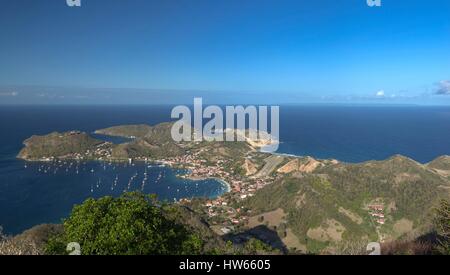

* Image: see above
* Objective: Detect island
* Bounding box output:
[16,122,450,254]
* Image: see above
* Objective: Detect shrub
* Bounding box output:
[46,192,204,255]
[434,199,450,254]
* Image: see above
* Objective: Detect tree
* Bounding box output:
[243,238,278,255]
[434,199,450,254]
[46,192,203,255]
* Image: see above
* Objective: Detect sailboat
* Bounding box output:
[113,175,119,189]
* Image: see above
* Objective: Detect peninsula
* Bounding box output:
[17,122,450,254]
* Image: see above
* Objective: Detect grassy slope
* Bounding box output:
[17,132,103,160]
[243,155,450,252]
[94,124,152,138]
[16,123,450,254]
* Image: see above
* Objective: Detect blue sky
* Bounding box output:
[0,0,449,104]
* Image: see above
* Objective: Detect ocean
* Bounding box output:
[1,104,450,234]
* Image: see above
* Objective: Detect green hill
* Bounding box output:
[242,155,450,253]
[109,123,186,159]
[94,124,152,138]
[15,122,450,254]
[1,193,278,255]
[17,131,104,160]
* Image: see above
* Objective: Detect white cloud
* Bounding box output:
[435,80,450,95]
[375,90,385,97]
[0,91,19,97]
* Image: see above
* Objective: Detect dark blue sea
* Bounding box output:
[0,105,228,235]
[2,105,450,234]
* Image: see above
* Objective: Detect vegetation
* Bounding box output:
[434,199,450,254]
[14,122,450,255]
[1,224,62,255]
[243,155,450,252]
[427,156,450,171]
[242,238,279,255]
[1,193,280,255]
[94,124,152,138]
[381,239,434,255]
[46,192,206,255]
[17,131,103,160]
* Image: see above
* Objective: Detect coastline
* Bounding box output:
[212,177,231,193]
[177,173,231,194]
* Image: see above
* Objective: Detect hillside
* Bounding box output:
[17,122,258,162]
[427,156,450,179]
[16,123,188,161]
[15,122,450,254]
[17,131,105,160]
[108,123,186,159]
[0,193,278,255]
[94,124,152,138]
[241,155,450,253]
[0,224,63,255]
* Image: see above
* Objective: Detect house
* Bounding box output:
[369,204,384,211]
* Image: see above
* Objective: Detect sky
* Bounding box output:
[0,0,449,105]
